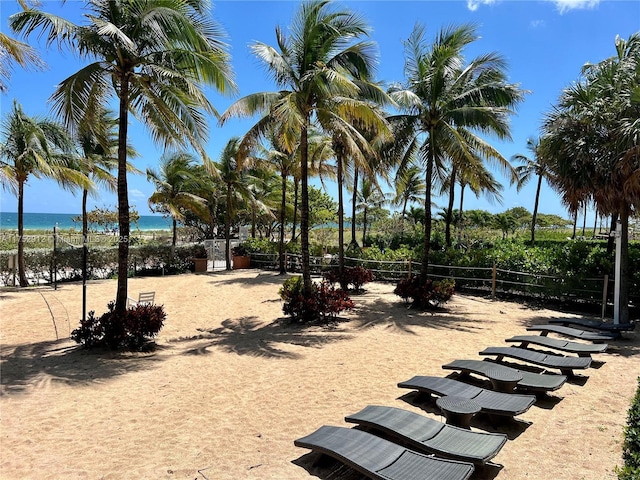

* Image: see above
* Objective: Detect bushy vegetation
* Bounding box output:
[71,302,166,350]
[323,266,374,292]
[618,378,640,480]
[394,276,456,309]
[278,276,354,323]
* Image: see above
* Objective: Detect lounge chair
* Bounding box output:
[397,375,535,417]
[126,291,155,308]
[527,324,618,342]
[506,334,608,357]
[479,346,591,376]
[344,405,507,465]
[548,318,635,332]
[442,359,567,393]
[294,425,475,480]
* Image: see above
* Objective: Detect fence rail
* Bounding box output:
[249,252,637,308]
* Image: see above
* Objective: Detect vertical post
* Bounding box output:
[53,224,58,290]
[492,263,497,298]
[614,220,622,324]
[407,259,412,278]
[82,229,87,322]
[601,274,609,320]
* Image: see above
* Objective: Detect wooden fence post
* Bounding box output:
[408,259,412,278]
[491,263,497,298]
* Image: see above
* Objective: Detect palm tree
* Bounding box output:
[147,152,207,252]
[356,175,385,245]
[541,33,640,323]
[216,138,256,271]
[0,101,86,286]
[394,164,425,219]
[513,138,551,243]
[220,0,377,295]
[11,0,236,314]
[389,24,525,281]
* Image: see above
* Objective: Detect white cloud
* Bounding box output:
[130,189,146,198]
[547,0,601,14]
[530,19,546,28]
[467,0,497,11]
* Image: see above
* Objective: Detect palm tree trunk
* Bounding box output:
[581,205,587,237]
[82,188,88,321]
[362,208,368,246]
[115,76,131,315]
[336,149,345,283]
[17,179,28,287]
[171,218,177,254]
[458,183,466,245]
[300,122,312,293]
[291,180,299,242]
[531,174,542,243]
[421,135,434,281]
[571,211,578,239]
[445,166,456,247]
[278,172,287,274]
[350,167,359,248]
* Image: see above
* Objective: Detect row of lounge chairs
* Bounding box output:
[294,318,625,479]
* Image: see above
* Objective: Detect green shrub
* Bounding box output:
[323,266,374,292]
[394,276,455,309]
[71,302,166,350]
[278,276,354,323]
[618,378,640,480]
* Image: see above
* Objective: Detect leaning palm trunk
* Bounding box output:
[17,180,28,287]
[278,172,287,274]
[530,174,542,242]
[115,79,131,316]
[445,165,457,247]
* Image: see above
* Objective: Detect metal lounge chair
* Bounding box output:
[344,405,507,465]
[548,318,635,332]
[479,346,591,376]
[397,375,536,417]
[527,324,618,342]
[294,425,475,480]
[442,359,567,393]
[506,334,608,357]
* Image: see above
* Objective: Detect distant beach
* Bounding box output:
[0,212,172,232]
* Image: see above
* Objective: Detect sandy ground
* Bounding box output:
[0,269,638,480]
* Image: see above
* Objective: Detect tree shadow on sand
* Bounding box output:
[350,293,493,335]
[168,316,353,359]
[0,339,164,396]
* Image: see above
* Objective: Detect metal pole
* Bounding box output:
[601,274,609,320]
[613,221,622,324]
[53,224,57,290]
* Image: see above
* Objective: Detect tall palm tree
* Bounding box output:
[11,0,236,314]
[0,101,86,286]
[389,23,525,282]
[220,0,378,295]
[216,138,256,271]
[542,33,640,323]
[394,164,426,219]
[512,138,551,243]
[147,152,207,252]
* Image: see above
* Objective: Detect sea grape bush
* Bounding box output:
[323,266,374,292]
[618,377,640,480]
[394,276,455,309]
[279,276,354,323]
[71,301,166,350]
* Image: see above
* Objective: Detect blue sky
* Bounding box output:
[1,0,639,223]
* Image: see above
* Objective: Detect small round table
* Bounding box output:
[486,367,523,392]
[435,395,481,429]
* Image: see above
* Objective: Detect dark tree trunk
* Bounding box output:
[82,188,88,321]
[607,213,619,254]
[225,185,232,270]
[336,147,345,286]
[300,122,312,293]
[420,135,434,281]
[17,179,28,287]
[349,167,359,248]
[171,217,177,255]
[278,172,287,274]
[362,207,368,246]
[445,166,456,247]
[115,76,131,316]
[571,211,578,239]
[619,206,630,324]
[291,180,299,242]
[531,174,542,243]
[458,183,466,246]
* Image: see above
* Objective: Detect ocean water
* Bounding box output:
[0,212,172,231]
